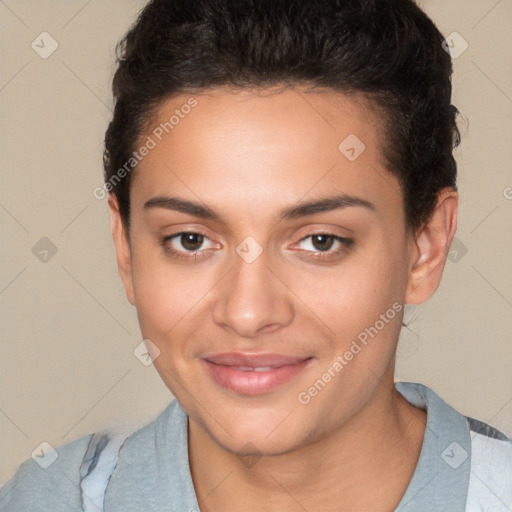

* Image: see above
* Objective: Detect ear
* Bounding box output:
[406,187,458,305]
[108,195,135,306]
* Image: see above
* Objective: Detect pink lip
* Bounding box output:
[202,352,313,395]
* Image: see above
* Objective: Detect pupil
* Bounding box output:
[182,233,203,251]
[312,234,333,251]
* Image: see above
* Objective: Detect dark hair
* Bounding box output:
[104,0,460,234]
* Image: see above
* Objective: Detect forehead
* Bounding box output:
[130,87,402,224]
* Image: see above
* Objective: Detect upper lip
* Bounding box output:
[203,352,311,368]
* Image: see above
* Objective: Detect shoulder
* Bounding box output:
[0,434,92,512]
[466,417,512,512]
[0,401,179,512]
[103,400,196,511]
[395,381,512,510]
[105,400,188,510]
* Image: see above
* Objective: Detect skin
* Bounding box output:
[109,87,458,511]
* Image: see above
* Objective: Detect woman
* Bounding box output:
[2,0,511,510]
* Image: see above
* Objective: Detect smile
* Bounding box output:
[201,352,313,395]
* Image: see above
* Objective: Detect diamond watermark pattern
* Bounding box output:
[447,237,468,263]
[133,339,161,366]
[237,442,263,468]
[31,32,59,59]
[441,32,468,59]
[338,134,366,162]
[32,237,58,263]
[441,442,468,469]
[31,441,58,469]
[236,236,263,264]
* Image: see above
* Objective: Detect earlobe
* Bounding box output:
[108,196,135,306]
[406,188,458,305]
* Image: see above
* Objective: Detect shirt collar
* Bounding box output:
[394,381,471,511]
[166,381,472,511]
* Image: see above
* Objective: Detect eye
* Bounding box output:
[295,233,354,259]
[161,231,218,260]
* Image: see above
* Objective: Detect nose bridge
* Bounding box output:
[211,246,294,337]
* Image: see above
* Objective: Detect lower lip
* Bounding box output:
[203,358,312,395]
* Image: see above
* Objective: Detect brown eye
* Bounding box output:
[161,231,218,260]
[295,233,354,260]
[180,233,205,251]
[310,234,335,251]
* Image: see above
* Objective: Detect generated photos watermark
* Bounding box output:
[93,97,198,200]
[297,301,403,405]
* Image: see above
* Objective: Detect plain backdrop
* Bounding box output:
[1,0,511,485]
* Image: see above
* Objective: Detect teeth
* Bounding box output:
[235,366,274,372]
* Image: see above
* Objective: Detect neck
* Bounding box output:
[188,376,427,512]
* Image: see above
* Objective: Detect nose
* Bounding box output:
[210,247,294,338]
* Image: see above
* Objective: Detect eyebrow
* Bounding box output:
[144,193,376,223]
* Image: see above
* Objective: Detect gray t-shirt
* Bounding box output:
[1,381,511,511]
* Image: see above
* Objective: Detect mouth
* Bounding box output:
[201,352,314,395]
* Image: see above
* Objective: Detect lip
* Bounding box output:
[202,352,313,395]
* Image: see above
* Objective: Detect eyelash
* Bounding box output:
[160,231,214,261]
[295,233,354,260]
[160,232,354,262]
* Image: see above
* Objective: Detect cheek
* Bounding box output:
[130,245,213,339]
[284,245,408,342]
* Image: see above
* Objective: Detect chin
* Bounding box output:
[196,403,315,455]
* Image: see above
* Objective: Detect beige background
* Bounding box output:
[1,0,511,485]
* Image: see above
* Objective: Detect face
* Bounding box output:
[111,87,444,456]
